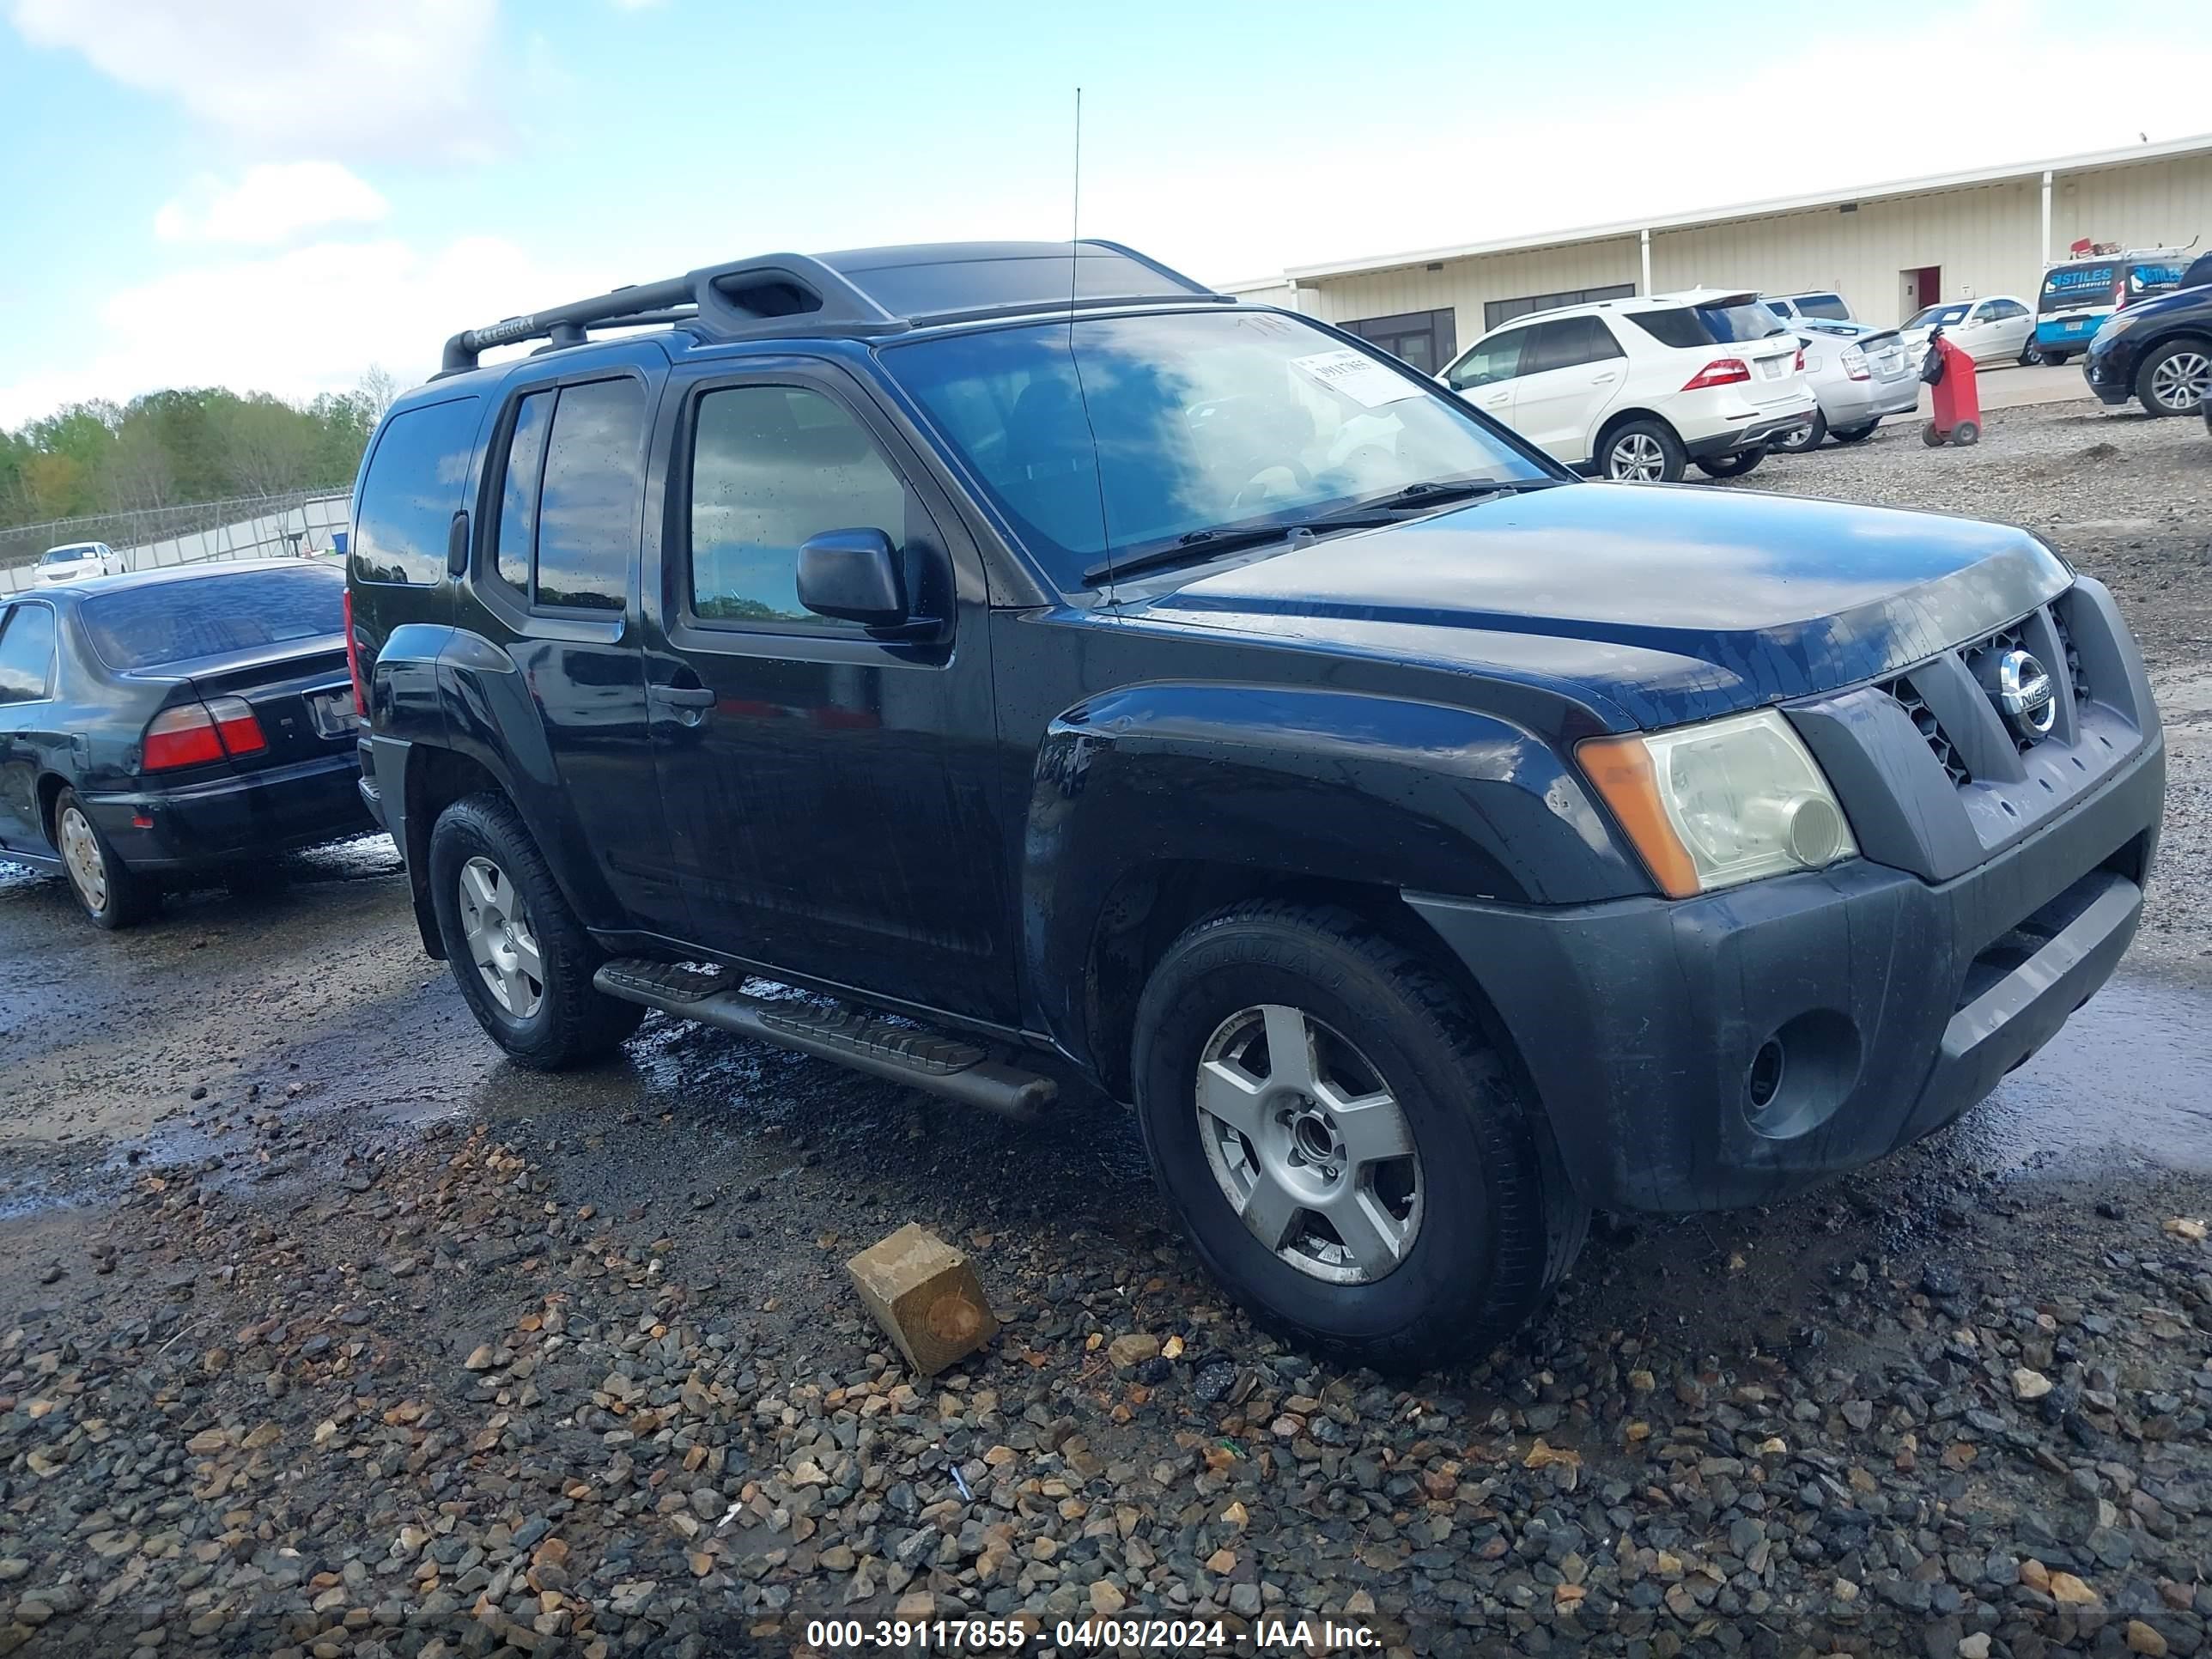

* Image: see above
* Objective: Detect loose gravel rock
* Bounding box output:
[1,391,2207,1656]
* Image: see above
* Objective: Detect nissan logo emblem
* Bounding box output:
[1993,647,2056,742]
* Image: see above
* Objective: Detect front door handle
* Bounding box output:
[1590,372,1619,384]
[649,684,716,727]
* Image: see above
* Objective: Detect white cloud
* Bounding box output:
[0,236,617,428]
[8,0,502,161]
[154,162,390,246]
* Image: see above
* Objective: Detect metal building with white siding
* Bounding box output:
[1237,133,2212,374]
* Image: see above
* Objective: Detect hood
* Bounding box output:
[1135,481,2071,731]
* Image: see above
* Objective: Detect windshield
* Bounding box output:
[882,310,1548,591]
[1906,304,1969,330]
[40,546,93,565]
[82,568,343,672]
[1796,319,1863,338]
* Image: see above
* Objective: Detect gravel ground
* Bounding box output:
[2,398,2210,1659]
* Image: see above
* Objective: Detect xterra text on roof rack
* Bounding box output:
[345,241,2164,1367]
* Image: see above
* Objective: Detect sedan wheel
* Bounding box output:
[59,805,109,915]
[459,854,545,1019]
[1194,1003,1422,1285]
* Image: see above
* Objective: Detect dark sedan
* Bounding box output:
[0,559,372,927]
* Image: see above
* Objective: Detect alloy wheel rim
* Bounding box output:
[1610,433,1664,481]
[1193,1003,1423,1285]
[2152,352,2211,410]
[58,807,107,913]
[459,855,544,1019]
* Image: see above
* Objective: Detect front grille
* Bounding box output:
[1880,673,1971,785]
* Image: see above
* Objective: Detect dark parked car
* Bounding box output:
[0,560,370,927]
[2082,276,2212,416]
[348,242,2164,1367]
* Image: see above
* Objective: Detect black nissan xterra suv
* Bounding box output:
[347,241,2164,1368]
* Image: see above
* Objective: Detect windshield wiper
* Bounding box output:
[1081,514,1395,587]
[1328,476,1561,515]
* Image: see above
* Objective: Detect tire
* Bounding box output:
[1131,901,1588,1370]
[1923,422,1945,447]
[1595,418,1686,483]
[1695,446,1767,479]
[1952,420,1981,447]
[2020,340,2043,367]
[2135,338,2212,416]
[52,787,158,930]
[1772,411,1827,454]
[1828,422,1879,444]
[427,792,643,1069]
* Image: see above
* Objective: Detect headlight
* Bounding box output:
[1577,709,1857,897]
[2092,312,2139,347]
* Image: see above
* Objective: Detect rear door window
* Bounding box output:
[351,396,482,586]
[523,379,647,613]
[493,391,556,592]
[1522,316,1625,375]
[0,603,57,703]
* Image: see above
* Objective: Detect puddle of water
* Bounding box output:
[1952,970,2212,1176]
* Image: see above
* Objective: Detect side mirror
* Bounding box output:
[797,529,908,629]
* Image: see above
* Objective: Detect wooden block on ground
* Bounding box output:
[846,1224,997,1376]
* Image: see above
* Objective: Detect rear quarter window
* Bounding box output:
[351,396,483,586]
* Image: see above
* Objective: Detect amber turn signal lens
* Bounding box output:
[1576,732,1702,899]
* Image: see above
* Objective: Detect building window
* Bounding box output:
[1340,307,1457,374]
[1483,283,1636,331]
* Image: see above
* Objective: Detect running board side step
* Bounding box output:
[592,959,1056,1121]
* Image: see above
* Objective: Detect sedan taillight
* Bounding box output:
[1841,345,1870,381]
[143,697,267,771]
[1682,358,1751,391]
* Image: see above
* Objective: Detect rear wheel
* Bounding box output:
[1951,420,1981,447]
[1132,901,1587,1370]
[53,787,157,930]
[1828,422,1879,444]
[1596,418,1685,483]
[1695,447,1767,479]
[2136,338,2212,416]
[1772,410,1827,453]
[428,793,643,1069]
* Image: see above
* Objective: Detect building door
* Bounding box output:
[1900,265,1942,318]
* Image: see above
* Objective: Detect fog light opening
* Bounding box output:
[1747,1038,1786,1113]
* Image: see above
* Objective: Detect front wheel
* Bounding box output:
[2136,339,2212,416]
[53,788,157,930]
[2021,340,2044,367]
[1772,410,1827,453]
[1131,902,1587,1370]
[1696,447,1767,479]
[428,793,643,1069]
[1595,418,1685,483]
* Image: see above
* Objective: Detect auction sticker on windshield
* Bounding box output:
[1292,349,1422,408]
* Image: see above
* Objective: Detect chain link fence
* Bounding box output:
[0,486,354,595]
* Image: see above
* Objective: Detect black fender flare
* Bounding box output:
[1020,681,1644,1075]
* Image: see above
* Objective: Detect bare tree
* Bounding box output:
[357,364,404,419]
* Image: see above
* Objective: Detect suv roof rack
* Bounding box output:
[437,240,1229,374]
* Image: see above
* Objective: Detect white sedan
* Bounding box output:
[33,542,125,586]
[1898,295,2036,366]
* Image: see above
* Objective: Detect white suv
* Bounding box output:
[1439,291,1816,483]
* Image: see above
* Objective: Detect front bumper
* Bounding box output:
[1407,728,2163,1213]
[82,752,373,871]
[2084,345,2136,404]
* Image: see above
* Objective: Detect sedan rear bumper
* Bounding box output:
[82,752,372,870]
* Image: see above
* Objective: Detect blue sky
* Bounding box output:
[4,0,2209,425]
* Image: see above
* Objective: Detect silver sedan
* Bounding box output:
[1771,319,1922,451]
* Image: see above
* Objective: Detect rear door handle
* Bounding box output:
[1589,373,1619,384]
